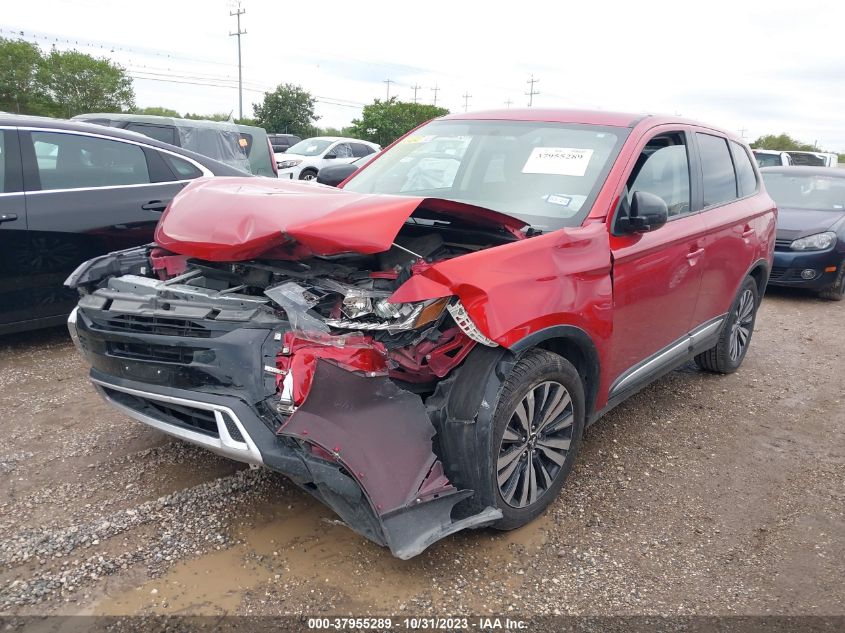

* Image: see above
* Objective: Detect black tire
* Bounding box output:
[299,168,318,181]
[485,349,586,530]
[694,276,759,374]
[819,262,845,301]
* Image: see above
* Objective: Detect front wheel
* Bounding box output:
[299,169,318,181]
[695,276,759,374]
[490,350,585,529]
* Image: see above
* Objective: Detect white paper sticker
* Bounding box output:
[546,194,572,207]
[522,147,594,176]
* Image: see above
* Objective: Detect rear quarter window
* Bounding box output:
[730,141,757,197]
[697,133,738,207]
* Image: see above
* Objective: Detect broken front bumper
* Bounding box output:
[69,305,500,558]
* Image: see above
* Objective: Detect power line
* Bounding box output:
[228,2,246,120]
[526,74,539,107]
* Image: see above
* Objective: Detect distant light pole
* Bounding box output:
[229,2,246,120]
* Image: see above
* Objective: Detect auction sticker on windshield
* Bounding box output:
[522,147,594,176]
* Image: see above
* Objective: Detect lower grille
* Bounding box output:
[774,239,792,251]
[769,267,813,282]
[107,341,207,364]
[104,314,215,338]
[102,387,219,437]
[769,266,787,280]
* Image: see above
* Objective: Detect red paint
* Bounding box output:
[154,178,526,262]
[149,248,188,279]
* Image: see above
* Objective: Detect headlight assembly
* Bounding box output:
[790,231,837,251]
[325,297,450,332]
[278,159,302,169]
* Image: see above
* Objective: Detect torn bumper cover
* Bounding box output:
[70,306,500,559]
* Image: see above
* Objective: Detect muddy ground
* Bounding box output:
[0,287,842,618]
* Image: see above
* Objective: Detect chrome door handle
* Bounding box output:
[686,248,705,260]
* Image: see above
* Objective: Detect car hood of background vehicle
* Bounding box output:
[154,177,527,261]
[775,207,845,241]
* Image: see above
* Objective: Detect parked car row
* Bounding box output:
[276,136,380,180]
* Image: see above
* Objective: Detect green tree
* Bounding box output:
[253,83,318,136]
[750,133,818,152]
[183,112,231,122]
[348,97,449,147]
[41,49,135,117]
[134,106,181,117]
[0,38,51,115]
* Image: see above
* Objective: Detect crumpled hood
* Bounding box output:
[155,177,526,261]
[775,207,845,241]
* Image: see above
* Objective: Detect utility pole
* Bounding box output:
[229,2,246,120]
[384,78,393,100]
[504,98,513,109]
[526,74,539,107]
[411,83,422,104]
[431,84,440,106]
[462,91,472,112]
[739,127,748,139]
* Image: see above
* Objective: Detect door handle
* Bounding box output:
[0,213,18,224]
[742,226,755,238]
[686,247,705,260]
[141,200,168,212]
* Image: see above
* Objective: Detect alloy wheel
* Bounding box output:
[729,288,755,362]
[497,381,574,508]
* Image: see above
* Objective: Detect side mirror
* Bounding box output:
[616,191,669,234]
[324,153,337,160]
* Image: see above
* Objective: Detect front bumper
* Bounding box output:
[276,166,301,180]
[69,304,500,558]
[768,248,842,289]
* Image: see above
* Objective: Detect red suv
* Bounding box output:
[67,110,776,558]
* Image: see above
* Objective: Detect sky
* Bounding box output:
[4,0,845,150]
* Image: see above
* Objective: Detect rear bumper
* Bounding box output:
[69,304,500,558]
[768,248,843,289]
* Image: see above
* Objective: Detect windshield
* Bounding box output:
[754,153,783,168]
[343,120,628,230]
[287,139,333,156]
[763,172,845,210]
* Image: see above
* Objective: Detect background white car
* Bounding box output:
[277,137,380,180]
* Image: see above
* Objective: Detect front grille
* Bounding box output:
[104,314,215,338]
[102,387,219,437]
[769,266,787,280]
[774,239,793,251]
[107,341,206,364]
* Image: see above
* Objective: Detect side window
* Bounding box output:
[161,153,203,180]
[330,143,352,158]
[350,143,372,158]
[697,133,738,207]
[627,132,691,217]
[125,123,178,146]
[31,132,150,191]
[0,131,5,193]
[730,141,757,197]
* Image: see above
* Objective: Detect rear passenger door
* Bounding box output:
[0,128,30,328]
[18,128,200,323]
[690,132,761,326]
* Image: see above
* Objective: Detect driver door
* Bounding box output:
[607,127,706,396]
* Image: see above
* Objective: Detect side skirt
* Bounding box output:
[589,314,726,425]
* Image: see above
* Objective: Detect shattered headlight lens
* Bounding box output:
[278,159,302,169]
[327,297,450,332]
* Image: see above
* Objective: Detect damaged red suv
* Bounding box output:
[67,110,776,558]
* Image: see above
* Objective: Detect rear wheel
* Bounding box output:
[695,276,759,374]
[819,262,845,301]
[299,169,318,181]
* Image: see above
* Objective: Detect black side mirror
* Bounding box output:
[616,191,669,234]
[324,153,337,160]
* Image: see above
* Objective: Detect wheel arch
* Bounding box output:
[508,325,600,418]
[746,258,770,297]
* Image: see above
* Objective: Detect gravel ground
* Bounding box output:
[0,287,842,617]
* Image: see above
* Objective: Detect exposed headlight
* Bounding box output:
[278,159,302,169]
[790,231,837,251]
[326,297,450,332]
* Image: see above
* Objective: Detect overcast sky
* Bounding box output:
[5,0,845,149]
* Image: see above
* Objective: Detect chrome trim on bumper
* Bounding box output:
[67,307,83,353]
[90,378,264,465]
